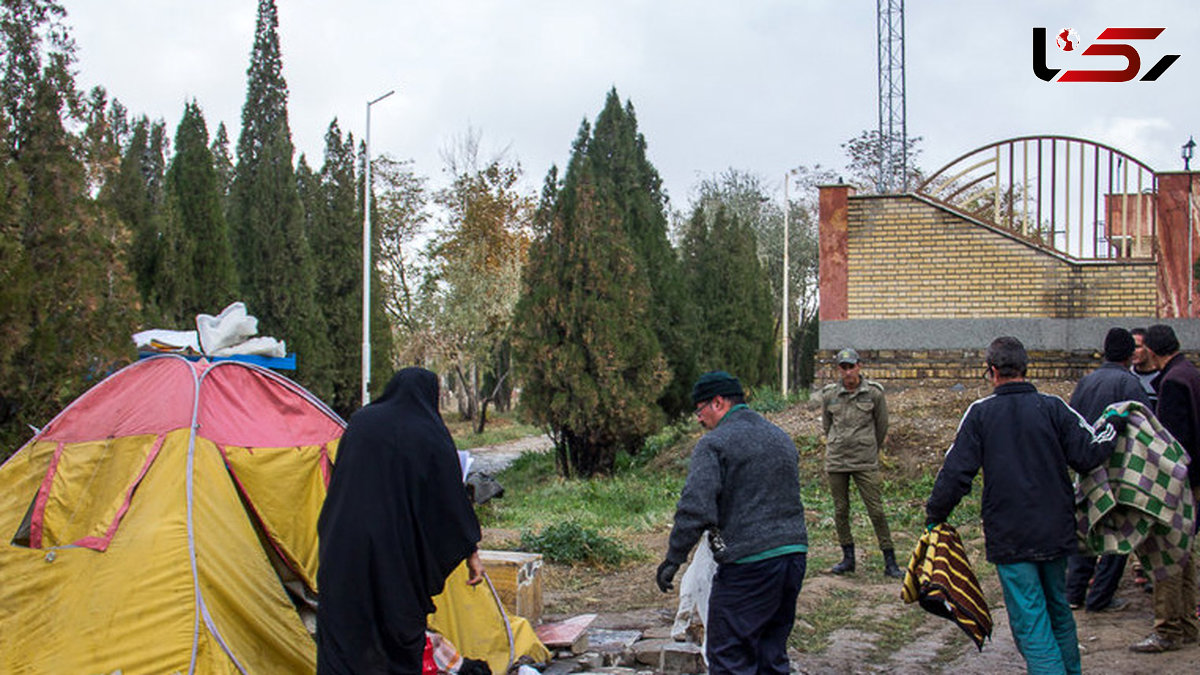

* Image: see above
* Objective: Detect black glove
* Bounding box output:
[458,658,491,675]
[1103,412,1128,436]
[656,559,679,593]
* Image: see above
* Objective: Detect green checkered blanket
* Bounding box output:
[1075,400,1198,582]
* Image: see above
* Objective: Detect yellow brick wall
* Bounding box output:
[815,349,1101,382]
[846,196,1157,319]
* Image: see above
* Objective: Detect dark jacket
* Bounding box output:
[1070,361,1152,423]
[666,407,808,565]
[1153,353,1200,487]
[926,381,1119,564]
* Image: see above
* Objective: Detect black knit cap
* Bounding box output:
[1145,324,1180,356]
[691,370,744,405]
[1102,327,1135,363]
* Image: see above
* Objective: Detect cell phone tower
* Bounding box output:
[877,0,906,193]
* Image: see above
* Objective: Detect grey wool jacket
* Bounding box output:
[666,407,808,565]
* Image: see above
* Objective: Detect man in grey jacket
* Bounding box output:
[657,370,808,675]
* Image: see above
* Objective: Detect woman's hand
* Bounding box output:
[466,550,485,586]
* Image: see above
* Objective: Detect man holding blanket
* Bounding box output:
[926,337,1123,674]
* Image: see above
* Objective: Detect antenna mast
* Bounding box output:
[877,0,907,192]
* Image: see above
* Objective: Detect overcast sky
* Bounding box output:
[64,1,1199,210]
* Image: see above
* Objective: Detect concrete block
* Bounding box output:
[577,652,604,670]
[587,629,642,653]
[541,659,583,675]
[659,642,704,674]
[630,638,670,667]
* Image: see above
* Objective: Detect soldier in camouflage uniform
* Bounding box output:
[819,348,903,578]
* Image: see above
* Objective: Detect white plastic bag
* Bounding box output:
[671,531,717,662]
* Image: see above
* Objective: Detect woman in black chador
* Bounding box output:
[317,367,483,674]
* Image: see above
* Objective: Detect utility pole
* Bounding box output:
[782,173,790,396]
[362,89,395,406]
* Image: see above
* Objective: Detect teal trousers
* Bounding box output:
[995,557,1081,675]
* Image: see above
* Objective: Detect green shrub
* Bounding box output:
[519,522,630,566]
[748,387,808,413]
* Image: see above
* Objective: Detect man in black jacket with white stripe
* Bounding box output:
[926,336,1123,674]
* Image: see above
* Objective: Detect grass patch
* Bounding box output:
[519,522,632,565]
[795,430,985,560]
[477,447,684,541]
[869,604,930,659]
[791,587,859,653]
[749,387,809,413]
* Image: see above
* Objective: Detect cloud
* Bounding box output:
[1079,117,1178,169]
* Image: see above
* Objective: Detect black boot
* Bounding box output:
[830,544,855,574]
[882,548,904,579]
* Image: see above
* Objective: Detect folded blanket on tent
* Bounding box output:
[1076,400,1197,582]
[131,329,201,354]
[902,523,992,650]
[209,335,287,358]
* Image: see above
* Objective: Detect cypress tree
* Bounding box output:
[306,120,362,417]
[210,121,234,214]
[584,89,697,418]
[79,87,127,196]
[112,118,157,308]
[228,0,329,395]
[166,100,238,317]
[682,203,776,385]
[513,124,667,477]
[0,0,140,453]
[112,118,190,324]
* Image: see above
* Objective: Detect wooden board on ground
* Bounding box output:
[535,613,597,653]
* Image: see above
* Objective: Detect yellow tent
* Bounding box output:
[430,562,551,673]
[0,355,546,674]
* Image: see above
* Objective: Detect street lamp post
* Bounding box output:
[1185,137,1196,316]
[782,173,790,396]
[363,89,395,406]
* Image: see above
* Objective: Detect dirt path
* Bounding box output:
[466,434,553,475]
[530,529,1198,674]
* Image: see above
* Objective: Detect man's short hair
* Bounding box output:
[986,336,1028,378]
[1145,324,1181,356]
[1103,327,1136,363]
[1131,327,1148,339]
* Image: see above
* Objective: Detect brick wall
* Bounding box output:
[814,348,1102,383]
[846,195,1157,319]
